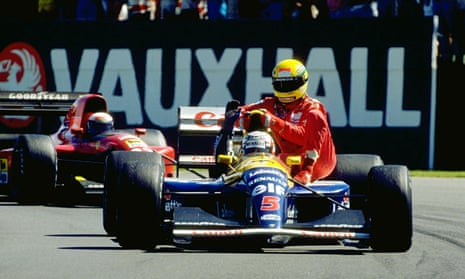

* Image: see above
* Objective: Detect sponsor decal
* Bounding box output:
[244,139,265,149]
[193,111,226,129]
[250,175,287,187]
[247,168,287,180]
[194,111,222,128]
[8,91,71,100]
[0,158,8,172]
[300,231,357,238]
[290,112,302,124]
[0,158,8,184]
[252,184,286,197]
[191,229,244,236]
[164,199,182,212]
[0,172,7,184]
[185,155,215,163]
[125,139,145,148]
[260,213,281,221]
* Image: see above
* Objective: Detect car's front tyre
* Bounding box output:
[368,165,412,252]
[110,151,164,250]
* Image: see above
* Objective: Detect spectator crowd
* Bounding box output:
[1,0,464,63]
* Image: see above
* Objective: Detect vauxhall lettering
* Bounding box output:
[49,47,421,128]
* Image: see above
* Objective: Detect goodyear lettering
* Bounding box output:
[8,92,71,100]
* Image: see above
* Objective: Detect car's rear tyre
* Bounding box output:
[328,154,384,209]
[10,134,57,204]
[368,165,412,252]
[113,151,164,249]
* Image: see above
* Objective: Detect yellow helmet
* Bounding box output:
[272,59,309,103]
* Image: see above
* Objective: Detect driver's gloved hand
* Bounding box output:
[294,160,315,185]
[226,100,240,112]
[247,109,285,133]
[294,170,312,185]
[222,108,241,134]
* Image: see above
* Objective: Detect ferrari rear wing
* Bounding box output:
[0,91,92,115]
[177,106,242,170]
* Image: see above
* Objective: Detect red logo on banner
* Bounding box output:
[0,42,47,128]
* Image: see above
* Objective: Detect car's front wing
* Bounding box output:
[171,207,370,245]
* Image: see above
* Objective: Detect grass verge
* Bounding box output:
[410,170,465,177]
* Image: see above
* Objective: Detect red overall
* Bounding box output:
[241,96,336,182]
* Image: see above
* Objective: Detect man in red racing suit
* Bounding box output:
[213,58,336,185]
[240,94,336,184]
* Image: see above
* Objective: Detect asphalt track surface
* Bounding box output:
[1,176,464,279]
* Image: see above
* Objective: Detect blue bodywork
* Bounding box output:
[160,155,368,247]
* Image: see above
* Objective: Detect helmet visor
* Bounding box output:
[272,77,306,93]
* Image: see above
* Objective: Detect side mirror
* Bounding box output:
[71,127,84,137]
[217,154,233,165]
[135,128,147,136]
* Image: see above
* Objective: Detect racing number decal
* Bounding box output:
[261,196,280,211]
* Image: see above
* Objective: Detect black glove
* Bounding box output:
[225,100,240,112]
[221,100,241,133]
[222,108,241,133]
[210,100,241,179]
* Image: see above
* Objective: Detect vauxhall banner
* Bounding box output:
[0,18,434,169]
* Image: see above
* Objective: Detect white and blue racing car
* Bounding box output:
[102,106,412,252]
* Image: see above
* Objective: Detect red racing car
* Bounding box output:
[0,91,175,204]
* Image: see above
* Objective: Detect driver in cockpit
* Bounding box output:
[240,131,276,156]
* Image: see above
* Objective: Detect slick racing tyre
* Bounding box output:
[368,165,412,252]
[119,128,167,146]
[114,151,164,250]
[328,154,384,209]
[103,151,126,236]
[10,134,57,204]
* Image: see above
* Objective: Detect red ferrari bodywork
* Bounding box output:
[0,92,175,194]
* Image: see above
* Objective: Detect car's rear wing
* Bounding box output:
[0,91,91,115]
[177,106,243,170]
